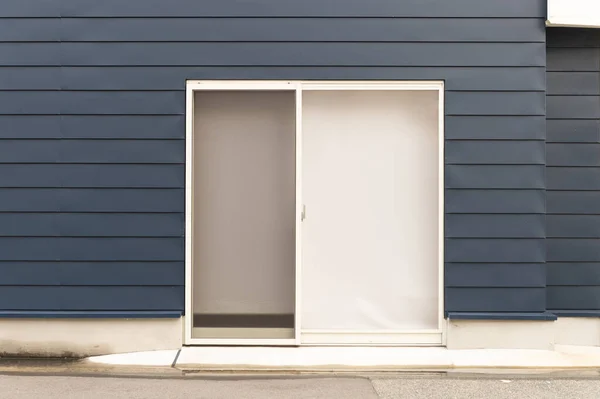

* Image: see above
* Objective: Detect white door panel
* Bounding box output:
[301,90,440,332]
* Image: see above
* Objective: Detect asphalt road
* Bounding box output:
[2,374,600,399]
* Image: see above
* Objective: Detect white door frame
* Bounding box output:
[184,80,445,346]
[184,81,301,346]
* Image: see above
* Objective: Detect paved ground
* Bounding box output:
[2,373,600,399]
[373,377,600,399]
[2,375,378,399]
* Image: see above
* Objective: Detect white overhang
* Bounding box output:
[547,0,600,28]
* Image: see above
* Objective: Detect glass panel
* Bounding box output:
[192,90,296,340]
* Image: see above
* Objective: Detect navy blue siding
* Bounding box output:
[446,165,545,189]
[58,0,545,18]
[60,43,544,67]
[63,68,545,92]
[446,190,545,214]
[60,18,544,43]
[0,262,183,286]
[446,215,545,238]
[446,288,546,313]
[0,1,60,17]
[546,28,600,312]
[0,68,60,90]
[0,0,546,314]
[445,264,546,287]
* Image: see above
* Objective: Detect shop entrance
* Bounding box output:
[185,81,444,346]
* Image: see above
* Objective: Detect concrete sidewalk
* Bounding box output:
[85,345,600,371]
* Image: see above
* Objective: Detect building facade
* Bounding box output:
[0,0,599,356]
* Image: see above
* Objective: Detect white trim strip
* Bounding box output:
[184,83,195,345]
[188,81,297,91]
[185,338,298,346]
[438,83,446,343]
[294,85,303,345]
[301,81,444,91]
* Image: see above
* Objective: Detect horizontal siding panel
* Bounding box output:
[0,140,58,162]
[0,67,60,90]
[59,165,184,188]
[59,238,184,261]
[0,188,59,211]
[60,0,546,18]
[60,43,546,67]
[446,239,545,263]
[548,263,600,286]
[0,213,182,237]
[547,120,600,143]
[0,165,183,188]
[61,91,184,115]
[547,287,600,310]
[0,237,58,260]
[60,189,183,212]
[60,140,184,163]
[0,19,59,42]
[62,67,546,92]
[446,288,546,312]
[547,48,600,72]
[0,92,61,115]
[0,0,60,17]
[547,239,600,262]
[0,164,62,187]
[547,96,600,119]
[0,286,183,311]
[0,43,59,66]
[446,214,545,238]
[445,263,546,287]
[60,18,544,43]
[547,29,600,48]
[445,141,545,164]
[548,191,600,214]
[445,116,545,140]
[446,92,545,116]
[547,144,600,166]
[59,213,183,237]
[446,189,545,214]
[0,189,183,212]
[548,215,600,238]
[61,115,184,139]
[446,165,545,189]
[0,214,56,236]
[0,237,183,261]
[547,72,600,95]
[0,213,183,237]
[0,116,61,138]
[547,167,600,190]
[0,262,184,286]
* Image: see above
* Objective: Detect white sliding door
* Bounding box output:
[301,88,442,345]
[185,81,443,346]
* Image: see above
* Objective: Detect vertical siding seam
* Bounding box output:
[543,23,548,307]
[59,12,64,282]
[58,18,62,270]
